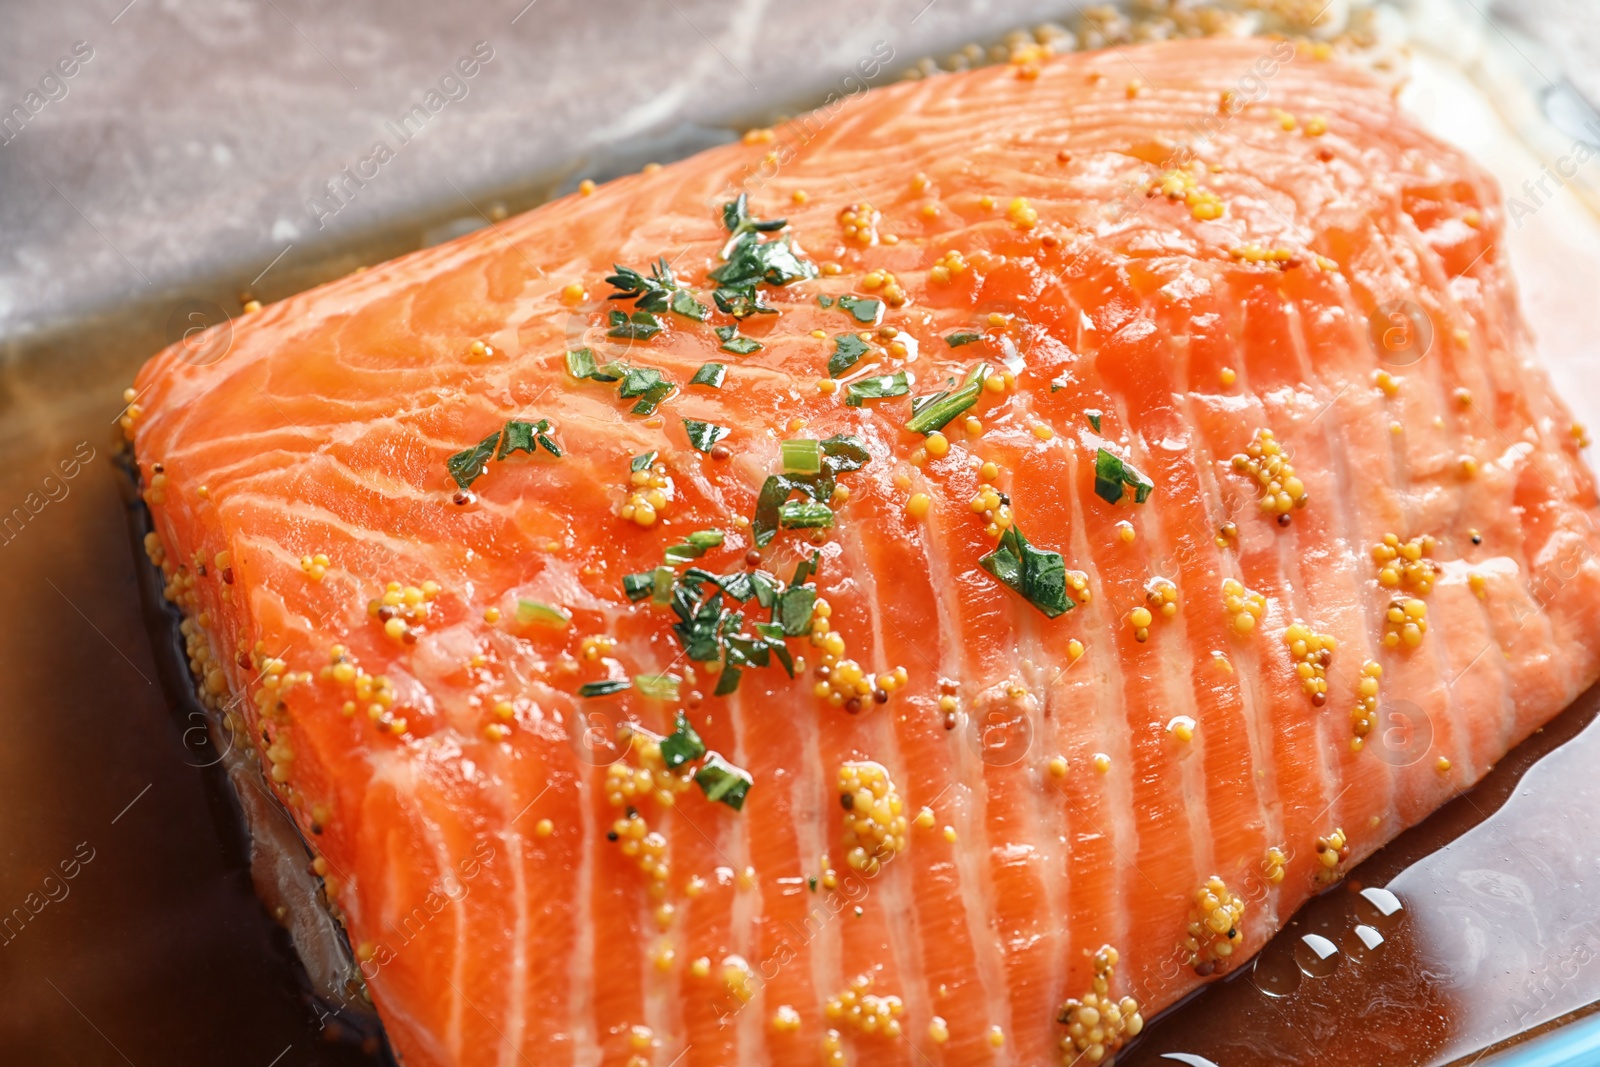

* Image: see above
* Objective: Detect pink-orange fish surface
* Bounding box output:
[129,37,1600,1067]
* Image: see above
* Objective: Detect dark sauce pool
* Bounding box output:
[2,142,1597,1067]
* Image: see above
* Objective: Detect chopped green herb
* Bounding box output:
[651,564,675,606]
[781,439,823,475]
[694,753,753,810]
[631,450,658,473]
[1050,373,1070,393]
[516,599,570,629]
[577,679,631,697]
[690,362,728,387]
[820,434,871,472]
[683,419,731,453]
[750,437,868,547]
[817,295,834,309]
[779,499,834,529]
[837,295,883,324]
[1085,409,1103,432]
[946,330,983,347]
[774,585,817,636]
[607,308,663,340]
[829,334,871,378]
[845,371,911,408]
[630,383,672,415]
[1094,448,1154,505]
[713,324,762,355]
[623,571,656,602]
[605,258,707,321]
[906,362,988,435]
[720,193,788,244]
[498,418,561,458]
[979,524,1074,618]
[633,673,682,702]
[446,431,503,489]
[665,529,725,563]
[659,712,706,769]
[712,286,776,319]
[565,346,599,379]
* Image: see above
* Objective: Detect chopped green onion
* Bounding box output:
[633,673,682,702]
[694,753,752,810]
[691,362,727,387]
[516,599,571,629]
[683,419,731,453]
[781,439,823,475]
[651,564,676,606]
[779,499,834,529]
[623,571,656,602]
[906,363,988,435]
[945,330,982,347]
[688,529,724,552]
[578,679,631,697]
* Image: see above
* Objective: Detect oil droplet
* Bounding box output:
[1356,886,1404,930]
[1294,933,1340,978]
[1343,923,1386,962]
[1249,944,1302,998]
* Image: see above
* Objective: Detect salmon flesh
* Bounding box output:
[128,37,1600,1067]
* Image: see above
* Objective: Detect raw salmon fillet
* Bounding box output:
[128,37,1600,1067]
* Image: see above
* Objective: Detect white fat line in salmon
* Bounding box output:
[0,841,96,947]
[355,839,498,983]
[0,40,94,147]
[0,441,97,548]
[706,845,901,1027]
[305,40,496,231]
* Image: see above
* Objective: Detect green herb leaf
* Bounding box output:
[1085,409,1103,432]
[683,419,731,454]
[605,257,707,320]
[665,529,725,563]
[607,308,663,340]
[446,431,502,489]
[713,324,762,355]
[779,499,834,529]
[578,679,631,697]
[498,418,561,458]
[775,585,816,636]
[634,673,682,702]
[1050,373,1070,393]
[819,435,871,472]
[845,371,911,408]
[1093,448,1154,505]
[631,450,658,473]
[906,363,988,435]
[837,295,883,324]
[781,439,823,475]
[694,752,753,810]
[670,289,710,321]
[623,571,656,602]
[979,524,1074,618]
[516,599,571,629]
[565,347,599,379]
[710,235,815,289]
[713,665,742,697]
[690,362,728,387]
[630,382,673,415]
[829,334,871,378]
[817,295,834,308]
[946,330,983,347]
[791,550,821,587]
[713,286,777,319]
[659,712,706,769]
